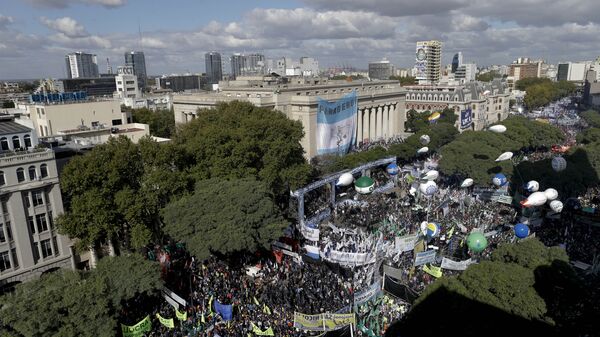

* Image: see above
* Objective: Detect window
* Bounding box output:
[24,135,31,148]
[52,237,59,256]
[12,136,20,149]
[1,199,8,215]
[24,193,31,208]
[40,164,48,178]
[0,171,4,186]
[0,251,10,271]
[11,248,18,269]
[5,221,11,241]
[36,214,48,233]
[0,137,8,151]
[16,168,24,182]
[33,243,39,261]
[28,166,36,180]
[48,211,53,228]
[0,223,5,243]
[27,216,35,234]
[32,190,44,207]
[41,239,52,258]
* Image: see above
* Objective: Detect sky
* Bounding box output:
[1,0,600,79]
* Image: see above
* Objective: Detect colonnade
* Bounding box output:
[355,103,399,145]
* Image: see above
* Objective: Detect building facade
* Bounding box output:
[404,80,510,131]
[509,62,539,81]
[455,63,477,82]
[115,66,140,102]
[124,51,147,90]
[0,116,73,292]
[205,52,223,84]
[451,52,463,73]
[173,78,407,158]
[157,74,208,92]
[59,75,117,97]
[368,60,393,80]
[415,40,442,85]
[65,52,99,79]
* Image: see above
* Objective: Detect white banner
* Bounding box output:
[300,223,319,241]
[440,257,474,271]
[304,244,320,257]
[321,249,377,266]
[414,250,436,266]
[316,92,357,155]
[395,234,419,252]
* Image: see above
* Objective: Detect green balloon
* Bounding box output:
[467,232,488,253]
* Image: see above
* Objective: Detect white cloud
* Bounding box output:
[0,14,14,31]
[41,17,88,38]
[49,32,112,49]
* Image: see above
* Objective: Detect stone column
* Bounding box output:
[357,108,363,145]
[376,106,383,139]
[369,107,376,142]
[383,105,390,139]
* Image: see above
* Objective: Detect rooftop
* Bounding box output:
[0,119,31,136]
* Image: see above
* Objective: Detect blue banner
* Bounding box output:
[214,300,233,321]
[317,91,357,155]
[460,108,472,129]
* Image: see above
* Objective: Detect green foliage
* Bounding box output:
[491,238,568,270]
[438,116,564,185]
[0,255,162,337]
[131,108,176,138]
[580,109,600,128]
[518,79,576,110]
[389,76,417,86]
[162,178,288,260]
[57,136,189,251]
[405,107,457,133]
[176,101,313,194]
[476,71,501,82]
[515,77,553,91]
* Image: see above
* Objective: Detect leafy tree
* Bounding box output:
[515,77,553,91]
[0,255,162,337]
[162,178,288,260]
[176,101,313,196]
[390,76,417,86]
[476,71,500,82]
[131,108,176,138]
[580,109,600,128]
[518,79,576,110]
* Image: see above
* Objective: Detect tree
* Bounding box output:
[176,101,313,196]
[0,255,162,337]
[390,76,417,86]
[476,71,500,82]
[131,108,176,138]
[162,178,289,260]
[580,109,600,128]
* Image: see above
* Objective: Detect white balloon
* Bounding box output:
[551,157,567,172]
[521,191,547,207]
[419,134,431,145]
[336,172,354,186]
[460,178,474,188]
[489,125,507,133]
[495,152,514,162]
[526,180,539,192]
[417,146,429,154]
[419,181,438,196]
[422,170,439,181]
[550,200,563,213]
[544,188,559,201]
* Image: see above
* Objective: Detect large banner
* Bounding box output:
[353,281,382,307]
[156,313,174,329]
[441,257,474,271]
[317,91,358,155]
[415,42,427,80]
[300,223,320,241]
[395,234,419,252]
[414,250,436,266]
[460,108,472,129]
[121,316,151,337]
[320,249,376,267]
[294,312,356,332]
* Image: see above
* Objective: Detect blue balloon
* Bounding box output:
[386,163,399,175]
[492,173,507,187]
[514,223,530,239]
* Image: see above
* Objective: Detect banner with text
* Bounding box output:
[395,234,419,252]
[156,314,174,329]
[294,313,356,331]
[317,91,357,155]
[460,108,472,129]
[121,316,151,337]
[414,250,436,266]
[441,257,474,271]
[320,249,376,267]
[353,281,382,307]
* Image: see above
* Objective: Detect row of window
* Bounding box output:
[0,164,49,186]
[24,189,48,208]
[33,237,59,261]
[0,135,32,151]
[27,212,52,235]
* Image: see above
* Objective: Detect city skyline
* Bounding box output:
[1,0,599,79]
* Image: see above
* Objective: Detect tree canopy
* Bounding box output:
[129,107,176,138]
[476,71,502,82]
[517,79,576,110]
[0,255,162,337]
[162,178,289,260]
[389,76,417,86]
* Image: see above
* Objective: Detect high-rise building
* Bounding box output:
[124,51,147,90]
[368,59,394,80]
[205,52,223,84]
[451,52,463,73]
[230,54,244,79]
[455,63,477,82]
[115,66,140,100]
[0,115,73,291]
[65,52,99,79]
[415,40,442,84]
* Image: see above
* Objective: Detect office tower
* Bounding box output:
[124,51,147,90]
[205,52,223,84]
[65,52,99,79]
[368,59,393,80]
[230,53,244,79]
[452,52,463,73]
[414,40,442,84]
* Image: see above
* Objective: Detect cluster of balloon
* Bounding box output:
[420,134,431,145]
[550,200,563,213]
[336,172,354,187]
[466,232,488,253]
[354,176,375,194]
[460,178,474,188]
[386,163,399,176]
[421,170,439,181]
[514,223,530,239]
[525,180,539,192]
[417,146,429,154]
[488,125,507,133]
[492,173,508,187]
[552,156,567,172]
[520,188,563,212]
[495,151,514,162]
[419,180,438,196]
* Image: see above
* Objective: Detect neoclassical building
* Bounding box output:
[173,77,408,158]
[404,80,510,131]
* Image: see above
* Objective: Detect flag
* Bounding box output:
[175,309,187,321]
[263,304,271,315]
[201,313,205,323]
[253,297,260,306]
